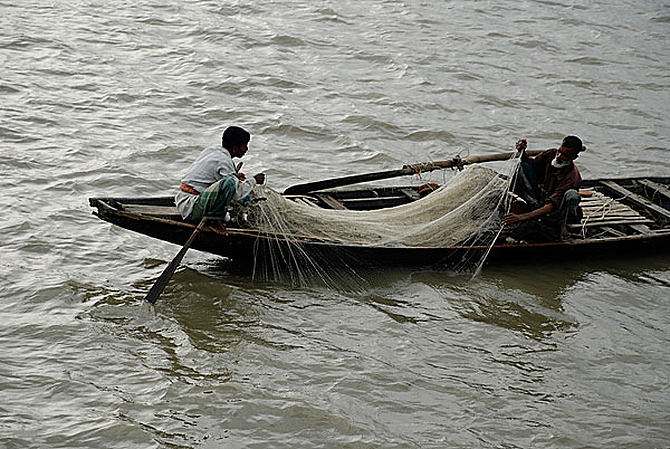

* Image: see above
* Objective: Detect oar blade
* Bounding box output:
[144,218,207,305]
[144,245,191,304]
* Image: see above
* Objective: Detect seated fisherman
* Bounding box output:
[175,126,265,222]
[503,135,586,238]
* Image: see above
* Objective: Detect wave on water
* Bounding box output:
[1,0,670,446]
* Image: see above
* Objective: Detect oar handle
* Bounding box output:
[284,150,543,195]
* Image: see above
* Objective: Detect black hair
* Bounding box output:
[562,135,585,153]
[221,126,250,150]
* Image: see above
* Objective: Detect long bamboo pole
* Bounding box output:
[283,150,542,195]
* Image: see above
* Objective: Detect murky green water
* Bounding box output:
[1,1,669,447]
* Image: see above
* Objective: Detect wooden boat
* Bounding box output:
[89,176,670,270]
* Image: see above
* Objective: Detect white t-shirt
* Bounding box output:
[174,145,256,219]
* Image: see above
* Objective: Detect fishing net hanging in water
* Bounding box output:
[243,164,513,246]
[231,159,518,287]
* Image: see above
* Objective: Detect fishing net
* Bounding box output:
[234,162,520,284]
[245,166,504,247]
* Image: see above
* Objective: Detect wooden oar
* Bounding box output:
[283,150,543,195]
[144,217,208,305]
[145,162,245,304]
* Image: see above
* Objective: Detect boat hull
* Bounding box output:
[92,196,670,271]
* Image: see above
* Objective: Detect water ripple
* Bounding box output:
[1,0,670,446]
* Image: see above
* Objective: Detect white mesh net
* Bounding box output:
[233,162,519,284]
[245,166,507,248]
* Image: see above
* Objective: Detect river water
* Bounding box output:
[1,1,669,448]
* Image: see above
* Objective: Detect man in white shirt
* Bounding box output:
[175,126,265,221]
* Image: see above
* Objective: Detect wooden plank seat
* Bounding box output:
[315,193,347,210]
[121,204,183,220]
[568,190,653,233]
[601,180,670,221]
[637,179,670,202]
[285,195,322,208]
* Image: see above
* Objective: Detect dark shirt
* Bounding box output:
[527,149,582,207]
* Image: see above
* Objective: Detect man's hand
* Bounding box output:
[515,138,527,153]
[503,212,528,226]
[504,203,554,226]
[254,173,266,185]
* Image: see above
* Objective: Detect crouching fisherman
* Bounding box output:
[504,136,586,239]
[175,126,265,222]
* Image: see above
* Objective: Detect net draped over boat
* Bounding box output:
[243,166,508,248]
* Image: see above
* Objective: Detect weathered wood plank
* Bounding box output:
[583,216,651,223]
[579,196,609,202]
[584,202,638,208]
[629,224,652,235]
[582,206,640,212]
[637,179,670,202]
[582,194,646,220]
[601,181,670,221]
[294,198,320,208]
[583,214,648,221]
[569,218,654,228]
[401,188,421,201]
[582,212,633,217]
[580,199,617,206]
[327,186,416,200]
[122,205,181,217]
[583,208,645,215]
[317,194,348,210]
[601,226,627,237]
